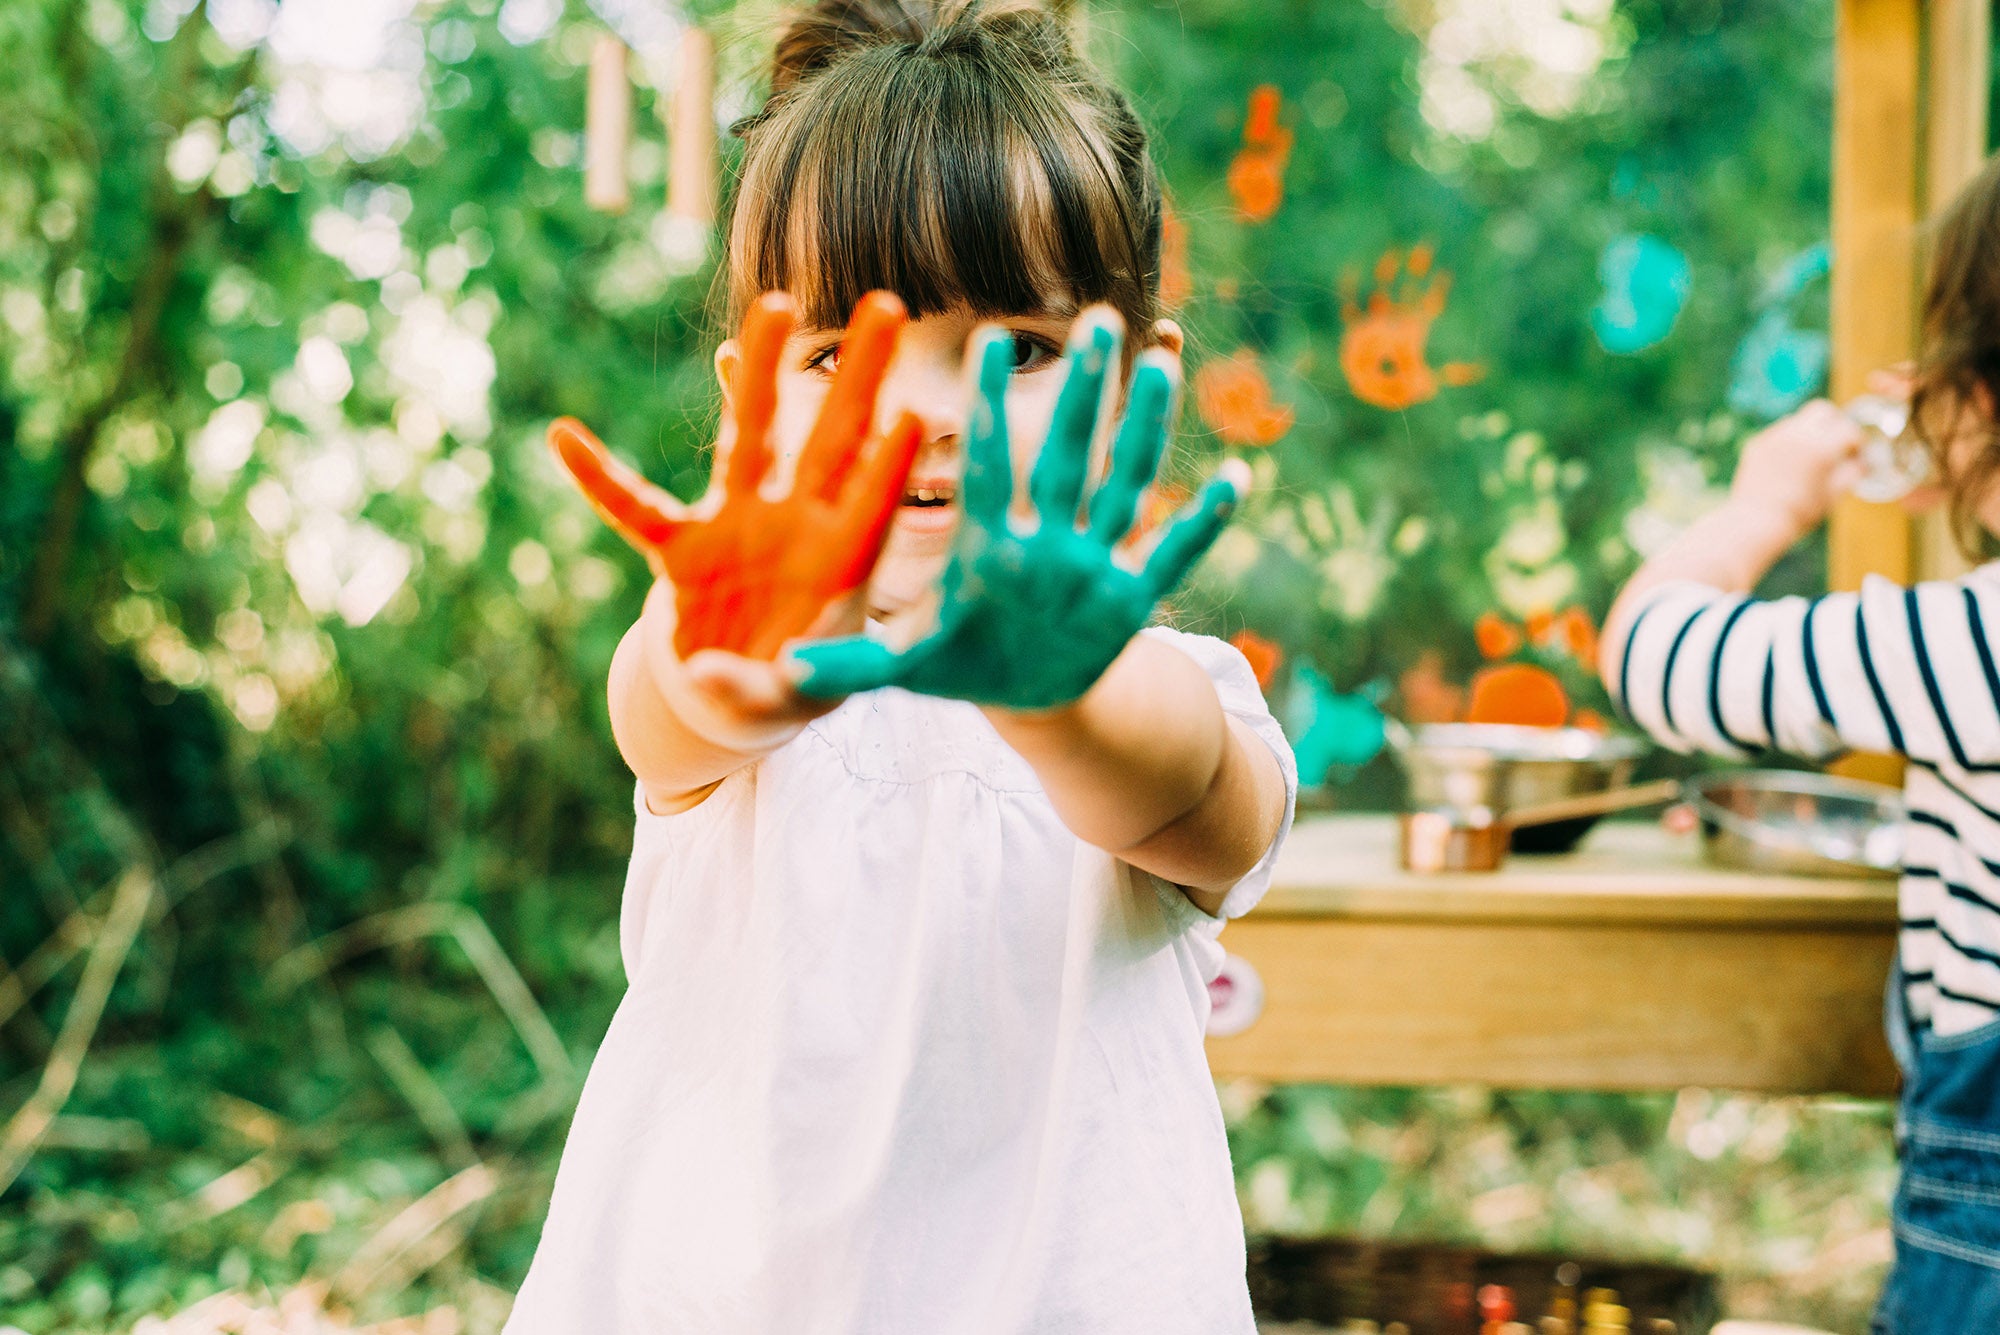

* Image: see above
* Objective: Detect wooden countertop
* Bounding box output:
[1258,815,1899,928]
[1210,815,1903,1094]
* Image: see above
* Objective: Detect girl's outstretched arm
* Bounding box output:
[552,292,922,812]
[983,636,1288,916]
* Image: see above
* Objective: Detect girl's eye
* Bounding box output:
[803,330,1060,376]
[1005,332,1062,372]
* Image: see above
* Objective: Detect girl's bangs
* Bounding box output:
[736,59,1139,329]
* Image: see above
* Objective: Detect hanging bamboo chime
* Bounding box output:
[584,33,631,213]
[583,25,719,227]
[665,27,717,228]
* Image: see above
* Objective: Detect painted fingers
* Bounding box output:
[1140,457,1251,600]
[547,416,685,566]
[980,311,1182,550]
[1028,321,1116,522]
[792,291,910,500]
[717,292,793,496]
[1086,357,1175,545]
[789,633,905,699]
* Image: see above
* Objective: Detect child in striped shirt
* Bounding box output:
[1601,159,2000,1335]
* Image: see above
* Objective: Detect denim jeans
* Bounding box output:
[1872,966,2000,1334]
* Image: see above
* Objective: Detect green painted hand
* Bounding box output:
[791,317,1251,710]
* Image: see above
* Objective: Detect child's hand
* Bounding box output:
[549,290,923,665]
[1727,398,1866,540]
[789,311,1250,711]
[630,577,854,754]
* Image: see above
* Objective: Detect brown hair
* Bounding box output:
[722,0,1163,343]
[1912,154,2000,557]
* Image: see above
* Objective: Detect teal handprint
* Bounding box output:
[1591,233,1691,355]
[1285,664,1386,787]
[1728,242,1831,419]
[791,319,1247,710]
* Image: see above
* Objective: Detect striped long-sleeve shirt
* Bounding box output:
[1603,566,2000,1037]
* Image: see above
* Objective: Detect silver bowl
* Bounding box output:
[1689,770,1905,878]
[1392,722,1645,853]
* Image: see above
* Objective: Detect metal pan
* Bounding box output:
[1399,779,1683,872]
[1687,769,1905,879]
[1398,767,1906,878]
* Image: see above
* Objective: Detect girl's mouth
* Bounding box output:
[894,476,960,535]
[902,484,956,508]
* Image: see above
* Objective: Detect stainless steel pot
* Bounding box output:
[1390,722,1645,853]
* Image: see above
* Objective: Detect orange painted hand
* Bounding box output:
[1338,245,1485,410]
[1228,85,1293,223]
[1194,348,1294,447]
[548,291,923,667]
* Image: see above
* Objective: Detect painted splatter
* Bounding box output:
[1287,663,1387,785]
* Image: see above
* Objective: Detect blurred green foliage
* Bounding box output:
[0,0,1895,1331]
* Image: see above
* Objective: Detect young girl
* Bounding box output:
[504,2,1297,1330]
[1602,159,2000,1334]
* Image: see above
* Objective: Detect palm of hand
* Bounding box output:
[793,322,1246,711]
[664,487,893,660]
[892,521,1163,707]
[547,291,921,663]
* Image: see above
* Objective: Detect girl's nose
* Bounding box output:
[877,353,964,449]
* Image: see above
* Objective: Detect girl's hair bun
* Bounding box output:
[763,0,1059,107]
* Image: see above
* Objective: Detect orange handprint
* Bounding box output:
[1339,244,1485,410]
[1228,629,1282,690]
[1194,349,1294,447]
[1397,651,1466,725]
[1227,85,1293,223]
[548,290,923,664]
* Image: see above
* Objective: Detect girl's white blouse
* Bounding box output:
[506,627,1298,1334]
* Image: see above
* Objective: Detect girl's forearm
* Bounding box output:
[983,637,1285,900]
[1604,498,1803,655]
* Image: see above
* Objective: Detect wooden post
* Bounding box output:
[585,34,632,214]
[1830,0,1923,786]
[1925,1,1990,215]
[665,27,718,228]
[1829,0,1921,592]
[1916,0,1991,580]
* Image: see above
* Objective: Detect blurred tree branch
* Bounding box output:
[21,1,250,645]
